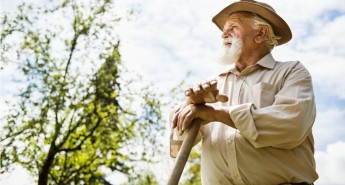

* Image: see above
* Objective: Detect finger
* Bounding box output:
[177,109,187,132]
[182,111,195,132]
[172,106,186,129]
[181,104,197,131]
[172,110,180,129]
[210,79,217,85]
[216,94,229,103]
[178,105,195,133]
[209,79,218,91]
[193,83,203,94]
[202,81,211,90]
[185,88,194,96]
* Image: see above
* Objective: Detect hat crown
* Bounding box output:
[240,0,276,13]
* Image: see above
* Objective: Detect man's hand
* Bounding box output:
[172,104,215,133]
[171,79,230,134]
[185,79,228,104]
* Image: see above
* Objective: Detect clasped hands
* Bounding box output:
[172,79,228,134]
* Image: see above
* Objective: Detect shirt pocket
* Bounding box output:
[250,82,275,108]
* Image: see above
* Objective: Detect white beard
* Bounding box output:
[217,37,243,65]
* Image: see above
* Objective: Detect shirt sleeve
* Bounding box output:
[230,62,316,149]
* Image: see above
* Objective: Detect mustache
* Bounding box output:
[223,37,234,46]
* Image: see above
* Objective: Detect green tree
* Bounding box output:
[125,170,158,185]
[0,1,163,184]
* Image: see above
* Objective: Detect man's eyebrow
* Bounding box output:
[224,22,238,30]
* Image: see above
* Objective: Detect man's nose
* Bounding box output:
[221,32,227,39]
[221,31,230,39]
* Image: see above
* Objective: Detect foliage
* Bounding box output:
[125,169,158,185]
[0,1,164,184]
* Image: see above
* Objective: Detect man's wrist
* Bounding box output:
[214,107,236,128]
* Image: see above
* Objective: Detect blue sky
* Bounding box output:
[1,0,345,184]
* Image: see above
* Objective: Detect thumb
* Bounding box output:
[216,94,229,103]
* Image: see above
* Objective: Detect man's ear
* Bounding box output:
[255,25,268,43]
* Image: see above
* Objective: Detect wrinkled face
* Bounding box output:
[218,12,257,65]
[222,12,256,48]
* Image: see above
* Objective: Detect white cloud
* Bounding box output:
[300,14,345,55]
[265,0,345,24]
[117,0,238,92]
[313,108,345,150]
[315,141,345,185]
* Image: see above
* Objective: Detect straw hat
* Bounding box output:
[212,0,292,45]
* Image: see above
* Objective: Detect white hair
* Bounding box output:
[251,14,281,50]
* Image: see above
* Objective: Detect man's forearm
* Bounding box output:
[213,106,236,128]
[189,104,236,129]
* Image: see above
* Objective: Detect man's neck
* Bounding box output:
[235,48,270,71]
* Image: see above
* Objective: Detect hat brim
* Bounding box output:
[212,1,292,45]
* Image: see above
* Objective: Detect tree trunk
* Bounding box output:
[38,145,57,185]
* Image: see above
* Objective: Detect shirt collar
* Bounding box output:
[257,52,276,69]
[218,53,276,77]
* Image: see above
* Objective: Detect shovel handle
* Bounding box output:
[167,119,202,185]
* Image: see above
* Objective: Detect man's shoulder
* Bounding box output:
[275,60,308,70]
[275,60,300,67]
[275,60,311,77]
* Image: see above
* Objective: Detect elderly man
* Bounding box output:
[170,0,318,184]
